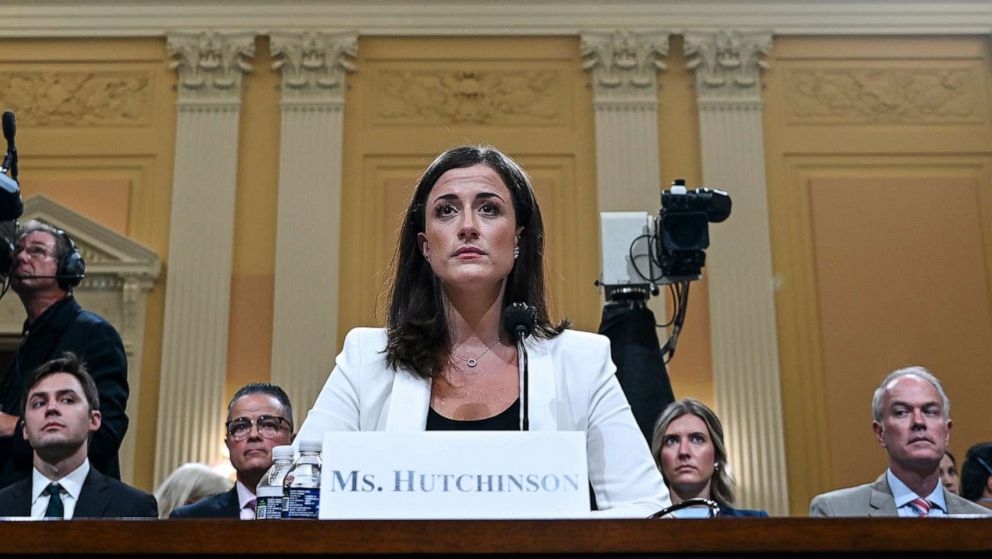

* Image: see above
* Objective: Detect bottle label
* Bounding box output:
[255,495,283,520]
[285,487,320,519]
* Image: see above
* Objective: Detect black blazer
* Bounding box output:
[0,296,129,489]
[0,468,156,518]
[170,487,241,518]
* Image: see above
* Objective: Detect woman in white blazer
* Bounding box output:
[299,145,669,518]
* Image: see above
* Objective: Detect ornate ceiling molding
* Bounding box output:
[1,2,991,37]
[167,30,255,105]
[581,30,669,104]
[271,31,358,105]
[685,30,772,104]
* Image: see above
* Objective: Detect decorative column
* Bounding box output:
[269,32,357,415]
[581,29,669,214]
[581,30,670,324]
[684,30,787,514]
[155,31,254,485]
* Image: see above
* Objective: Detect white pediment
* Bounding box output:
[17,195,161,280]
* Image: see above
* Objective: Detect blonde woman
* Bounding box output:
[651,399,767,517]
[154,463,232,519]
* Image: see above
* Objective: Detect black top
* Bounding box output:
[170,487,240,518]
[426,399,521,431]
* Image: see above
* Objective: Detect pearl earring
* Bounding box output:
[513,247,520,260]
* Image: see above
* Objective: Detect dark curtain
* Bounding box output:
[598,302,676,445]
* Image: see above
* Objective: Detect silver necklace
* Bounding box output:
[455,337,501,368]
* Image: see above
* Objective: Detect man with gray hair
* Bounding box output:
[810,366,990,516]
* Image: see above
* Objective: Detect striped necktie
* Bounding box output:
[909,497,932,517]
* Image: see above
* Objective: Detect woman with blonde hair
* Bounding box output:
[651,398,767,517]
[154,462,232,519]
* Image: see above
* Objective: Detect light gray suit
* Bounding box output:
[809,474,992,517]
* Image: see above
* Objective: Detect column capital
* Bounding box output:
[271,31,358,106]
[580,29,669,104]
[167,31,255,105]
[684,30,772,104]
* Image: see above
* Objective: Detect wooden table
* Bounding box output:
[1,518,990,557]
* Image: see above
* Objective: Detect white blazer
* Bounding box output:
[299,327,671,518]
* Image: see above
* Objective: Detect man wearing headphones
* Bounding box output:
[0,220,128,489]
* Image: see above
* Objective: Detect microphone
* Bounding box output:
[2,111,16,177]
[503,303,537,431]
[504,302,536,342]
[0,110,22,222]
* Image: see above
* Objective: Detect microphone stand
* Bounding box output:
[648,497,721,519]
[515,329,529,432]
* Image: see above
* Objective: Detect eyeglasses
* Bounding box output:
[14,244,56,260]
[225,415,291,441]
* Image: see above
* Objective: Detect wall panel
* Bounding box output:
[765,35,992,514]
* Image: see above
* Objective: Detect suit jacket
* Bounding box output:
[298,327,670,518]
[809,473,992,517]
[0,296,129,489]
[170,487,240,518]
[0,468,156,518]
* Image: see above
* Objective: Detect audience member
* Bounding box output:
[0,353,155,518]
[961,442,992,509]
[809,366,989,516]
[171,383,293,519]
[650,398,767,517]
[154,462,233,518]
[0,221,129,489]
[939,451,960,495]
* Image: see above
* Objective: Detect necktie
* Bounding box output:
[242,498,257,520]
[909,497,932,517]
[43,483,64,519]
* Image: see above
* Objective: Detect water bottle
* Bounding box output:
[283,439,322,519]
[255,445,294,520]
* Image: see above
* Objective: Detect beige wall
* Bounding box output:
[226,36,280,401]
[765,35,992,513]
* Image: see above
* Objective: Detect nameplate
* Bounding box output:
[319,431,589,519]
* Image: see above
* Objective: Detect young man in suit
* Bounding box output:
[170,383,293,519]
[0,353,155,518]
[810,366,990,517]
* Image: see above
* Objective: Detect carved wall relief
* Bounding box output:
[373,69,564,126]
[787,67,980,124]
[0,71,151,126]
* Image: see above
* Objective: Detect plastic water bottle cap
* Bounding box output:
[299,439,322,452]
[272,445,295,460]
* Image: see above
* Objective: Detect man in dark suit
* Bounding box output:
[0,353,155,518]
[171,383,293,519]
[0,220,129,489]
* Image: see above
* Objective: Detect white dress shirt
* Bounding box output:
[31,459,90,519]
[235,480,257,520]
[886,469,947,517]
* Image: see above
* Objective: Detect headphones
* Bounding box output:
[56,229,85,291]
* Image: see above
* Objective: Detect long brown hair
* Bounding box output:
[385,145,567,379]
